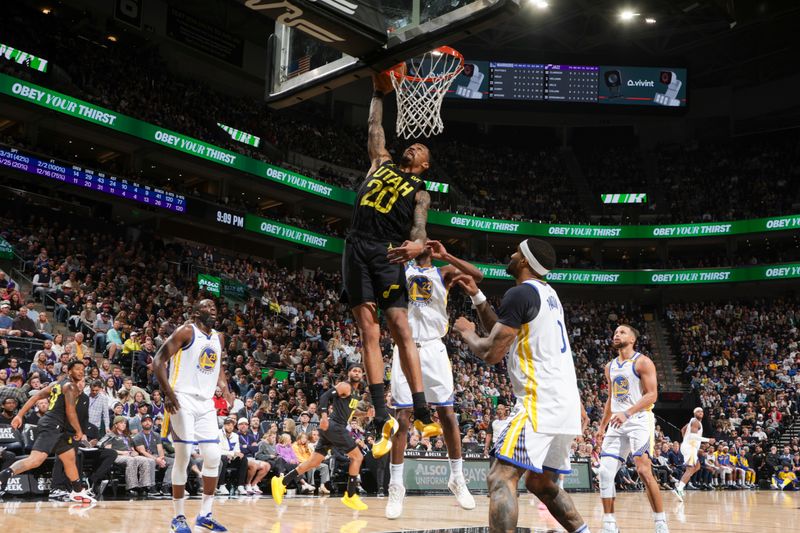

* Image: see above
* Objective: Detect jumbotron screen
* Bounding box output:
[449,62,687,107]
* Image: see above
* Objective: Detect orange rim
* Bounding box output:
[389,46,465,83]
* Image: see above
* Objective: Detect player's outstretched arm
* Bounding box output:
[454,317,516,365]
[428,240,484,285]
[367,76,392,176]
[153,324,193,414]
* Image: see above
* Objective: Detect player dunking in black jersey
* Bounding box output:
[0,358,95,503]
[271,363,370,511]
[341,73,442,459]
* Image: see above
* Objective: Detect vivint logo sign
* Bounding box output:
[243,0,358,42]
[627,79,655,87]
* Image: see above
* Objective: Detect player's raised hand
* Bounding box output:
[426,240,447,259]
[387,240,424,263]
[454,317,476,336]
[452,273,479,296]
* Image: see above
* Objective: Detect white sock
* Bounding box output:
[557,476,565,489]
[201,493,214,517]
[390,463,404,487]
[173,497,185,517]
[676,481,685,490]
[654,511,666,522]
[603,513,616,523]
[573,524,591,533]
[449,458,463,480]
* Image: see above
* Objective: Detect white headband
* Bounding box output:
[520,240,550,276]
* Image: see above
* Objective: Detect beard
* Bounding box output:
[400,152,412,166]
[506,257,520,277]
[198,313,216,328]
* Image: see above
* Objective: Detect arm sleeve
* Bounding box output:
[318,389,334,412]
[497,284,540,329]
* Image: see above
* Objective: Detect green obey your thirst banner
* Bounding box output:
[3,73,800,241]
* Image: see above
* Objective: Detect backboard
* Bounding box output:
[240,0,521,108]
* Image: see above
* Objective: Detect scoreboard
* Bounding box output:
[450,61,687,107]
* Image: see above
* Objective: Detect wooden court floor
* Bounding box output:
[0,491,797,532]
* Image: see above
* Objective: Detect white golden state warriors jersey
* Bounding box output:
[506,280,581,435]
[169,323,222,399]
[406,264,448,342]
[609,352,652,414]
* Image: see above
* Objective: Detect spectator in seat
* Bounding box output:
[667,440,686,481]
[66,332,92,361]
[121,331,142,368]
[0,397,18,424]
[29,350,50,377]
[87,380,110,434]
[4,358,26,381]
[214,387,230,423]
[106,321,124,361]
[217,417,248,495]
[103,416,156,496]
[93,312,113,353]
[34,339,57,365]
[12,307,45,340]
[0,302,14,331]
[149,390,165,419]
[35,312,54,340]
[133,414,172,495]
[24,398,49,425]
[238,417,269,495]
[128,400,151,435]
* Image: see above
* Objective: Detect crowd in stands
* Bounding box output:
[1,191,799,499]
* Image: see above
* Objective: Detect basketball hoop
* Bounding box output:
[390,46,464,139]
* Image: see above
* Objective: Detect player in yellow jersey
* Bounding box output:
[772,465,798,490]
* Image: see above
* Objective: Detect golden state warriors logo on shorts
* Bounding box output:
[197,346,218,374]
[612,375,630,402]
[407,275,433,308]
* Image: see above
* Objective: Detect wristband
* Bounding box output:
[470,290,487,306]
[373,90,384,98]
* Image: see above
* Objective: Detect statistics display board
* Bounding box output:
[0,145,186,213]
[450,61,686,107]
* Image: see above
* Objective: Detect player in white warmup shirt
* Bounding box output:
[596,325,667,533]
[154,299,233,533]
[454,238,590,533]
[386,240,484,519]
[673,407,706,501]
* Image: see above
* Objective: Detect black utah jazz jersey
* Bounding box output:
[40,377,74,431]
[320,386,360,426]
[349,161,426,244]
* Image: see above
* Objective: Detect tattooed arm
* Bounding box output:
[387,189,429,263]
[454,318,516,365]
[367,91,392,176]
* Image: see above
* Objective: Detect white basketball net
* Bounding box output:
[391,48,464,139]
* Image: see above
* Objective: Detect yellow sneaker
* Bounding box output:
[341,493,368,511]
[372,416,399,459]
[414,419,443,438]
[271,475,287,506]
